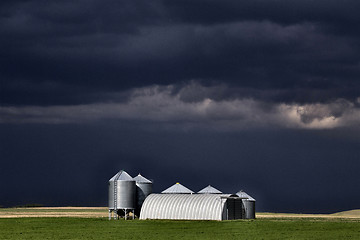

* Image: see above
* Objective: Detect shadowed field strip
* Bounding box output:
[257,212,360,219]
[257,210,360,219]
[1,207,359,219]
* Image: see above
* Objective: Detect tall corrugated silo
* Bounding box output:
[133,173,152,216]
[108,170,136,220]
[236,190,256,219]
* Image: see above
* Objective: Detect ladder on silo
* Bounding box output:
[114,180,118,219]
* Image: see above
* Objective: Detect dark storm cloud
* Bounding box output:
[1,1,360,213]
[163,0,360,27]
[1,123,360,212]
[1,0,360,106]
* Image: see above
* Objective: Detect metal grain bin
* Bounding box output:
[243,199,256,219]
[236,190,256,219]
[133,174,152,215]
[108,170,136,210]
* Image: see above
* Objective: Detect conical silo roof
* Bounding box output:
[161,182,194,194]
[198,185,222,194]
[109,170,133,182]
[236,190,255,201]
[134,174,152,183]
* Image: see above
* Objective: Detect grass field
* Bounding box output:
[0,208,360,239]
[1,217,360,239]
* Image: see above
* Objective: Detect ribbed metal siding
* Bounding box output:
[226,198,243,220]
[226,198,235,220]
[140,194,229,220]
[243,200,256,219]
[234,199,243,219]
[116,180,136,209]
[136,182,152,210]
[108,181,115,209]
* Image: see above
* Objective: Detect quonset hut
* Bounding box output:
[139,194,242,220]
[140,183,247,221]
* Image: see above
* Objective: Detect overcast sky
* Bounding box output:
[1,0,360,213]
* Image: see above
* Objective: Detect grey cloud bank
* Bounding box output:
[1,84,360,130]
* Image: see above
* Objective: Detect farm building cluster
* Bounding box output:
[108,170,256,221]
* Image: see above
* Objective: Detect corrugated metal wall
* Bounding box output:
[108,181,115,209]
[140,194,237,221]
[243,200,256,219]
[226,198,243,219]
[116,180,136,209]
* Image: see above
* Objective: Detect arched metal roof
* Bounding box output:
[140,194,232,220]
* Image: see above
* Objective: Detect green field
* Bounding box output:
[1,217,360,240]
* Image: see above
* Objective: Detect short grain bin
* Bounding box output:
[236,190,256,219]
[134,173,152,216]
